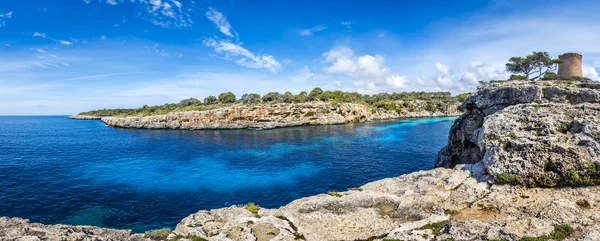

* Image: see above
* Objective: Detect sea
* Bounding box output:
[0,116,455,232]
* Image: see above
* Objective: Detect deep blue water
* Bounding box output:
[0,116,454,232]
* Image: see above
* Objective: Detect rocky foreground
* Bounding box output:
[100,101,460,130]
[4,80,600,241]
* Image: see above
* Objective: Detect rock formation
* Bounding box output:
[4,80,600,241]
[436,80,600,187]
[100,101,461,130]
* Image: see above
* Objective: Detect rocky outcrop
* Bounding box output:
[67,115,102,120]
[5,164,600,240]
[100,101,461,130]
[436,80,600,187]
[0,217,144,240]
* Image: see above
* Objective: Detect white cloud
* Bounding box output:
[203,38,282,73]
[322,47,408,93]
[202,9,281,73]
[299,25,326,36]
[59,40,73,46]
[341,21,353,29]
[583,66,599,81]
[435,62,449,75]
[106,0,118,5]
[205,7,234,37]
[101,35,107,40]
[33,32,47,38]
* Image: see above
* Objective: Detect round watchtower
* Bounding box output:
[557,53,583,77]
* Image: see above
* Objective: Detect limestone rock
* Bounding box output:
[436,80,600,186]
[100,101,461,130]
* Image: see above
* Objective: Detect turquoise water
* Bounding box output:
[0,116,455,232]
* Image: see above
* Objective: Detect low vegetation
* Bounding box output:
[245,202,260,214]
[143,228,171,240]
[496,173,521,185]
[78,87,462,117]
[519,224,573,241]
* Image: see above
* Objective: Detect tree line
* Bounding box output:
[80,87,462,117]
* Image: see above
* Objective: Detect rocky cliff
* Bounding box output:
[100,101,460,130]
[5,80,600,241]
[436,80,600,187]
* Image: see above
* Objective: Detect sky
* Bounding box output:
[1,0,600,115]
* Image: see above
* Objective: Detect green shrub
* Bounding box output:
[425,103,437,112]
[245,203,260,214]
[328,191,342,197]
[564,170,593,187]
[456,93,470,102]
[418,220,449,236]
[218,92,236,103]
[519,224,573,241]
[304,111,316,117]
[541,72,558,80]
[589,163,598,174]
[501,139,511,149]
[507,132,517,139]
[496,173,521,185]
[143,229,171,239]
[510,74,527,81]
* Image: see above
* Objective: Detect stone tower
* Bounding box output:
[557,53,583,77]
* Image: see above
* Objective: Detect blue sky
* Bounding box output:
[1,0,600,115]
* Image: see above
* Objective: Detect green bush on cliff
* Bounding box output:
[218,92,236,103]
[456,92,470,102]
[496,173,521,185]
[519,224,573,241]
[204,95,217,105]
[245,203,260,214]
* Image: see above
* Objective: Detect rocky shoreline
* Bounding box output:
[5,80,600,240]
[99,101,462,130]
[67,115,103,120]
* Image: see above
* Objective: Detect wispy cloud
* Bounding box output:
[33,32,76,47]
[0,11,13,27]
[59,40,72,46]
[83,0,193,28]
[205,7,235,37]
[53,72,159,82]
[298,25,326,36]
[203,38,282,73]
[33,32,47,38]
[203,8,282,73]
[340,21,353,31]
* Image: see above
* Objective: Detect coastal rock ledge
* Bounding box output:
[4,80,600,241]
[100,101,460,130]
[67,115,103,120]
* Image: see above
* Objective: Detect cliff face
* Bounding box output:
[100,101,461,130]
[436,80,600,187]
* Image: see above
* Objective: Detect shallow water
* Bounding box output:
[0,116,455,232]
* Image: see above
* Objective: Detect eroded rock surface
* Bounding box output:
[101,101,460,130]
[436,80,600,186]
